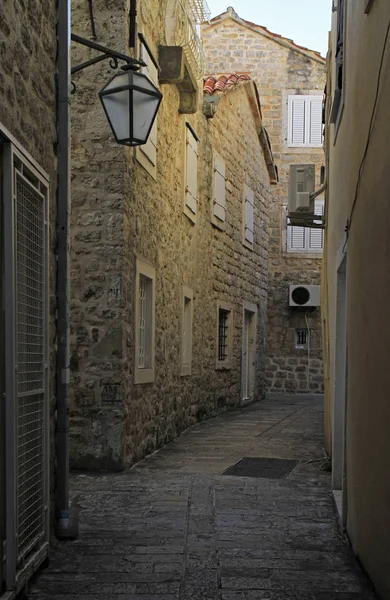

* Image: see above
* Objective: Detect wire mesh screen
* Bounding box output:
[15,170,45,562]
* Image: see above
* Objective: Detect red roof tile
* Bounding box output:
[203,73,251,95]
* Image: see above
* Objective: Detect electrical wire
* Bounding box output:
[344,17,390,245]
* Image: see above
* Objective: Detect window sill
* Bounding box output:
[216,361,232,371]
[284,251,323,259]
[183,205,196,225]
[134,367,155,384]
[242,239,254,251]
[211,215,226,231]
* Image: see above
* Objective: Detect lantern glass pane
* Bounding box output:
[102,89,130,141]
[133,90,160,143]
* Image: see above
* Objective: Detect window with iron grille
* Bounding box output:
[218,309,229,361]
[181,286,193,376]
[216,302,233,369]
[135,259,155,384]
[296,328,308,349]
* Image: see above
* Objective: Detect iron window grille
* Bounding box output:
[296,328,308,349]
[218,309,229,361]
[138,275,154,369]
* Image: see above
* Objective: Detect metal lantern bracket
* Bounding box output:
[71,33,146,93]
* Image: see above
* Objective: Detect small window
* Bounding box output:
[181,286,193,376]
[135,258,155,384]
[135,37,159,175]
[184,124,198,223]
[296,328,308,349]
[212,151,226,229]
[216,302,233,369]
[330,0,345,129]
[243,184,254,249]
[288,95,323,147]
[288,198,325,253]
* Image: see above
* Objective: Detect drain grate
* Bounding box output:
[222,457,299,479]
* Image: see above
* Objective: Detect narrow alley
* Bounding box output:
[28,395,375,600]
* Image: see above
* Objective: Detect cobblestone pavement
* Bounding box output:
[28,395,377,600]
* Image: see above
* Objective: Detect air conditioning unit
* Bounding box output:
[289,284,320,307]
[288,164,315,213]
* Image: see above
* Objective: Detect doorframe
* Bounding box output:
[241,301,257,405]
[332,247,348,528]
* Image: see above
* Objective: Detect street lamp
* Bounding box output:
[99,67,162,146]
[71,33,162,147]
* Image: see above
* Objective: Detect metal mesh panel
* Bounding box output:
[15,170,45,562]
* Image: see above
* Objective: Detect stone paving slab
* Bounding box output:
[27,395,377,599]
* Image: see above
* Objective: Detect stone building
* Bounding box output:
[0,0,59,595]
[203,8,326,394]
[70,0,276,469]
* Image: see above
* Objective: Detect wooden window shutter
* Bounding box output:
[213,153,226,222]
[308,98,323,146]
[289,97,306,145]
[185,126,198,214]
[308,198,325,250]
[245,187,254,244]
[140,42,158,166]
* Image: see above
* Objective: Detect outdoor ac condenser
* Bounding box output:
[289,284,321,307]
[288,164,315,213]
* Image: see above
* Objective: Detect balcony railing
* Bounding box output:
[166,0,211,80]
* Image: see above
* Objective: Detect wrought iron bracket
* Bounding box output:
[71,33,145,92]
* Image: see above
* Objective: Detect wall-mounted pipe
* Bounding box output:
[56,0,78,539]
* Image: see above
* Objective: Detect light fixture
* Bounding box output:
[71,33,162,147]
[99,66,162,146]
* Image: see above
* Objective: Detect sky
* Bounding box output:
[205,0,332,57]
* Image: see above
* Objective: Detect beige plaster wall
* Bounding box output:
[324,1,390,596]
[203,13,327,393]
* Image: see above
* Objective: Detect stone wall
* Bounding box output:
[0,0,58,589]
[70,0,273,469]
[203,9,326,394]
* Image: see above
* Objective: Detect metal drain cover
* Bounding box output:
[222,457,299,479]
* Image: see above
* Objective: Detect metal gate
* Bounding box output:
[3,142,49,596]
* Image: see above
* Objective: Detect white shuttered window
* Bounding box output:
[213,152,226,222]
[185,125,198,215]
[244,186,254,247]
[287,198,325,253]
[288,95,323,147]
[140,41,158,166]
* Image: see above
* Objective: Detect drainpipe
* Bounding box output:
[56,0,78,539]
[310,180,327,201]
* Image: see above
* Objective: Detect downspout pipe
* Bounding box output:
[55,0,78,539]
[310,180,327,201]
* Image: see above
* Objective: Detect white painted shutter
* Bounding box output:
[185,127,198,214]
[140,42,158,165]
[308,198,325,250]
[288,224,306,251]
[289,97,306,145]
[245,187,254,244]
[213,153,226,222]
[308,98,323,146]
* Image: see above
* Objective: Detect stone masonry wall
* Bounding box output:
[70,0,273,469]
[203,10,326,393]
[0,0,58,583]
